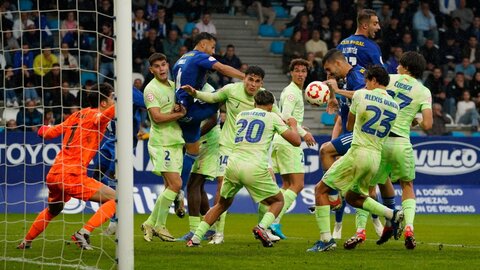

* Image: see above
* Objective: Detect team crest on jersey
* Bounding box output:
[146,93,154,102]
[287,94,295,102]
[208,56,216,61]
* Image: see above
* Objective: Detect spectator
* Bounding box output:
[162,29,182,65]
[285,0,319,29]
[426,103,452,136]
[16,100,43,132]
[283,31,306,73]
[382,17,403,50]
[33,46,58,81]
[439,0,457,15]
[462,35,480,64]
[12,44,36,81]
[467,16,480,42]
[4,65,20,107]
[98,0,114,31]
[318,15,332,43]
[179,45,188,56]
[219,44,242,86]
[400,32,417,52]
[456,90,479,130]
[31,11,54,47]
[327,0,343,30]
[22,22,41,50]
[440,34,462,72]
[328,30,342,49]
[133,78,144,90]
[445,72,470,118]
[341,18,355,40]
[413,2,439,46]
[3,29,20,54]
[98,22,115,83]
[6,119,19,132]
[294,14,313,43]
[24,80,40,105]
[145,0,160,22]
[393,0,414,31]
[133,7,150,41]
[134,28,164,74]
[60,11,78,41]
[79,26,95,70]
[61,81,79,111]
[471,71,480,104]
[304,52,321,86]
[59,42,79,85]
[43,63,61,107]
[378,3,392,29]
[195,12,216,35]
[305,29,328,64]
[455,57,476,80]
[232,63,248,83]
[150,6,180,39]
[424,67,447,104]
[445,17,468,45]
[451,0,474,31]
[419,38,441,70]
[12,12,34,40]
[245,0,276,25]
[385,46,404,74]
[174,0,206,23]
[43,110,56,126]
[184,27,199,51]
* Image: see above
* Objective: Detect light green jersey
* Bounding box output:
[144,78,184,146]
[230,108,288,169]
[387,74,432,138]
[350,88,399,151]
[195,82,280,148]
[273,81,305,145]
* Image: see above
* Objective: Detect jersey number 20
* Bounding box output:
[234,119,265,143]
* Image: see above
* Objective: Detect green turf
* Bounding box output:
[1,213,479,269]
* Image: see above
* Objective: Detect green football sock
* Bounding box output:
[189,216,201,232]
[154,188,177,228]
[355,208,369,231]
[402,199,416,227]
[259,212,276,229]
[193,221,211,240]
[215,212,227,233]
[258,203,268,223]
[145,192,162,226]
[315,205,331,241]
[275,189,297,223]
[362,197,393,219]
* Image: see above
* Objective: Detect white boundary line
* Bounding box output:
[0,256,100,270]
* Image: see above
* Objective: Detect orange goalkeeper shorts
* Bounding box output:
[46,173,102,203]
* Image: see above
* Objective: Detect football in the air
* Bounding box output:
[305,81,330,106]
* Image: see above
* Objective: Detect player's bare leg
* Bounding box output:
[377,179,398,245]
[209,176,226,244]
[253,192,284,248]
[176,141,201,218]
[178,173,208,241]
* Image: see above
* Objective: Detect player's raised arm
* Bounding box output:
[212,61,245,80]
[417,108,433,130]
[280,117,301,147]
[346,112,355,132]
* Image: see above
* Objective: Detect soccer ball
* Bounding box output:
[305,81,330,106]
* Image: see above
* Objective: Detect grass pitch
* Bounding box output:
[1,213,479,269]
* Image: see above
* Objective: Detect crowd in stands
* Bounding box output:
[2,0,480,135]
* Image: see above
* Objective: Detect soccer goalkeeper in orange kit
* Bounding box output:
[18,83,116,250]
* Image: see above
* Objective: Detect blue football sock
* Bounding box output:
[382,196,396,210]
[335,198,346,223]
[181,153,198,189]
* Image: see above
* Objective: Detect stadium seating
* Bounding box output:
[19,0,33,11]
[273,6,289,18]
[282,26,294,37]
[258,24,279,37]
[410,131,422,137]
[183,22,197,36]
[270,41,285,54]
[451,131,466,137]
[81,71,98,86]
[472,132,480,137]
[320,112,335,126]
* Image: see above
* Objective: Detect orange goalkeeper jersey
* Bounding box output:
[44,106,115,176]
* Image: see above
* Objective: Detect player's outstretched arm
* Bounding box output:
[212,62,245,80]
[148,105,186,124]
[181,84,227,103]
[325,79,355,100]
[280,117,301,146]
[200,113,218,136]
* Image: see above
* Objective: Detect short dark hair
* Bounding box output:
[193,32,217,47]
[245,66,265,79]
[399,51,426,79]
[357,9,377,26]
[365,65,390,87]
[322,48,346,67]
[289,58,311,71]
[226,44,235,49]
[254,90,275,106]
[148,53,168,65]
[88,83,114,108]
